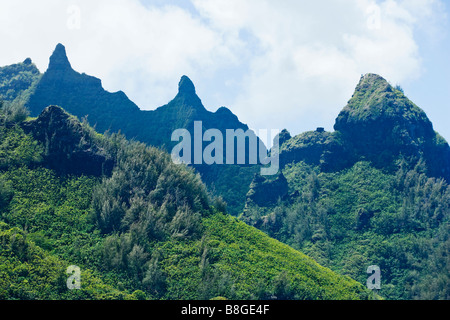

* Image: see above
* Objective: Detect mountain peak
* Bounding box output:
[48,43,71,71]
[333,73,444,176]
[345,73,393,111]
[168,75,206,112]
[23,58,32,65]
[359,73,388,84]
[358,72,390,92]
[336,72,429,125]
[178,75,196,95]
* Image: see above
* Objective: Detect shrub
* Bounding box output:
[0,100,29,125]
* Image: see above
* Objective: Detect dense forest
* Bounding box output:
[241,75,450,300]
[0,100,370,300]
[242,160,449,299]
[1,45,448,301]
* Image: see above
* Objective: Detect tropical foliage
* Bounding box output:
[0,107,369,300]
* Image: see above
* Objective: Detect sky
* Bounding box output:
[0,0,449,141]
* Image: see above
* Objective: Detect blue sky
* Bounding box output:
[0,0,449,142]
[401,14,450,142]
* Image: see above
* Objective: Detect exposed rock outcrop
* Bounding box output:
[278,73,450,181]
[22,105,114,176]
[246,172,289,207]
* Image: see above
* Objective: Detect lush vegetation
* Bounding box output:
[0,58,41,105]
[241,74,449,300]
[242,160,449,300]
[22,44,258,215]
[1,48,448,301]
[241,75,450,300]
[0,104,369,300]
[0,99,30,126]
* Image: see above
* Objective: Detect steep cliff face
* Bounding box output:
[26,44,141,134]
[278,73,450,181]
[335,73,449,180]
[22,105,113,176]
[245,172,289,207]
[334,74,438,169]
[279,129,353,172]
[14,44,262,215]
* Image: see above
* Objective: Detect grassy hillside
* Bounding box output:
[0,102,369,300]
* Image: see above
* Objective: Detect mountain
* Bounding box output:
[0,103,370,300]
[0,57,41,104]
[26,43,141,135]
[277,73,450,181]
[2,44,449,300]
[334,73,450,180]
[241,73,450,300]
[27,44,253,150]
[10,43,262,215]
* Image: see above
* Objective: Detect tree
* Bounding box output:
[0,100,29,125]
[0,177,13,212]
[272,271,294,300]
[127,244,148,280]
[142,251,167,297]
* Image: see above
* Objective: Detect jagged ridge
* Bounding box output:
[18,44,262,215]
[0,104,371,300]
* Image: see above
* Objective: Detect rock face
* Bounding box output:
[335,74,437,169]
[246,172,289,207]
[278,73,450,181]
[22,105,114,176]
[20,44,264,215]
[26,44,141,134]
[279,130,345,170]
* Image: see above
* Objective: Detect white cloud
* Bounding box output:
[192,0,446,135]
[0,0,447,137]
[0,0,242,108]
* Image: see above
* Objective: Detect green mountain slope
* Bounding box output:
[334,73,450,180]
[0,58,41,104]
[241,74,450,300]
[0,102,369,300]
[7,43,261,215]
[278,74,450,180]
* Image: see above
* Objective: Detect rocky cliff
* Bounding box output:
[246,172,289,207]
[22,105,114,176]
[278,73,450,181]
[16,44,263,215]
